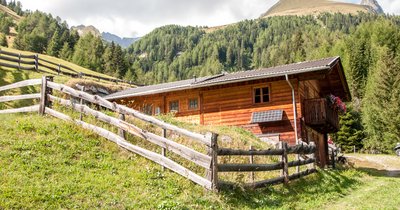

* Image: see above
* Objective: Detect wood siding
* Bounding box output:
[118,78,302,145]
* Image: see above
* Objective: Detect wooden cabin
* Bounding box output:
[106,57,351,167]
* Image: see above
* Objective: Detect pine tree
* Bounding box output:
[59,42,72,61]
[333,106,365,152]
[362,48,400,153]
[47,29,61,56]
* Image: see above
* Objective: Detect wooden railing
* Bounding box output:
[217,142,317,189]
[303,98,339,133]
[0,48,136,85]
[0,77,318,191]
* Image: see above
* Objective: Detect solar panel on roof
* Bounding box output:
[251,110,284,123]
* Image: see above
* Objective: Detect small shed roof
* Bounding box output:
[106,57,345,100]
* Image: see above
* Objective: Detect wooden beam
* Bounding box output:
[287,158,315,167]
[217,162,282,172]
[218,148,283,156]
[47,82,211,147]
[44,107,212,190]
[0,93,40,103]
[0,104,40,114]
[0,79,41,92]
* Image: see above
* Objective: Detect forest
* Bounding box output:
[0,0,399,154]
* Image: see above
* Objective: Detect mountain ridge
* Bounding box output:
[261,0,383,18]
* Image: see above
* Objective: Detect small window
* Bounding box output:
[169,100,179,112]
[254,87,270,104]
[143,104,153,115]
[188,98,198,110]
[155,106,161,115]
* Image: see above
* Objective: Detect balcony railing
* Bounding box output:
[303,98,339,133]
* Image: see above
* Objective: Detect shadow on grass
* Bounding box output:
[355,167,400,178]
[218,169,362,209]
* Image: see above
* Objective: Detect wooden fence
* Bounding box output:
[0,76,318,191]
[0,48,136,85]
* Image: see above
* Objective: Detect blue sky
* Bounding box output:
[15,0,400,37]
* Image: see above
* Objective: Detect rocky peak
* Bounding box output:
[361,0,384,14]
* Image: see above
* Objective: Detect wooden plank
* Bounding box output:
[217,162,282,172]
[288,168,317,181]
[0,79,42,92]
[48,95,211,169]
[244,176,285,189]
[0,104,40,114]
[218,148,283,156]
[287,144,317,155]
[47,82,210,146]
[287,158,315,167]
[0,93,41,103]
[44,107,212,189]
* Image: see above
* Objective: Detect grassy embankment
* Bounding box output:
[0,113,399,209]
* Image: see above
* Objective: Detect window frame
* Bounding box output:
[169,100,180,113]
[253,85,271,104]
[188,97,199,110]
[142,104,153,115]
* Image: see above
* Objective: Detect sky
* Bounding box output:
[14,0,400,38]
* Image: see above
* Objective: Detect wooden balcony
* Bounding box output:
[303,98,339,133]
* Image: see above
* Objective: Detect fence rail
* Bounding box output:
[0,76,318,191]
[0,48,135,85]
[217,142,317,189]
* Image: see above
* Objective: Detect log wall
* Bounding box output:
[118,78,304,145]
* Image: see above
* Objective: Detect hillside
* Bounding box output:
[261,0,380,17]
[0,113,399,208]
[0,4,21,22]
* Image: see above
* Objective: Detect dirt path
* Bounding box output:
[345,154,400,177]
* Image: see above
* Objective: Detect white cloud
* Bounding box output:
[16,0,275,37]
[14,0,400,37]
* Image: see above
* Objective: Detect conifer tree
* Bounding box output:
[362,48,400,153]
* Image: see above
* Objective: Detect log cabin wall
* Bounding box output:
[117,78,303,145]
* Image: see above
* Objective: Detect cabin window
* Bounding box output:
[254,87,270,104]
[169,100,179,112]
[155,106,161,115]
[188,98,198,110]
[143,104,153,115]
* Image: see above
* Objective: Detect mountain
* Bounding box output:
[261,0,383,18]
[71,25,101,37]
[361,0,384,14]
[101,32,140,48]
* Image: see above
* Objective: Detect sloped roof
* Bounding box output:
[106,57,339,100]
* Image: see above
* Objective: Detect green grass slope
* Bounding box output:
[0,4,21,22]
[1,113,399,209]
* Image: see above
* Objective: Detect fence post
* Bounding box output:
[18,53,21,71]
[39,76,53,115]
[249,145,255,183]
[331,148,336,169]
[206,132,219,191]
[161,128,167,171]
[58,64,61,75]
[79,86,85,121]
[34,54,38,71]
[280,142,289,184]
[117,113,126,139]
